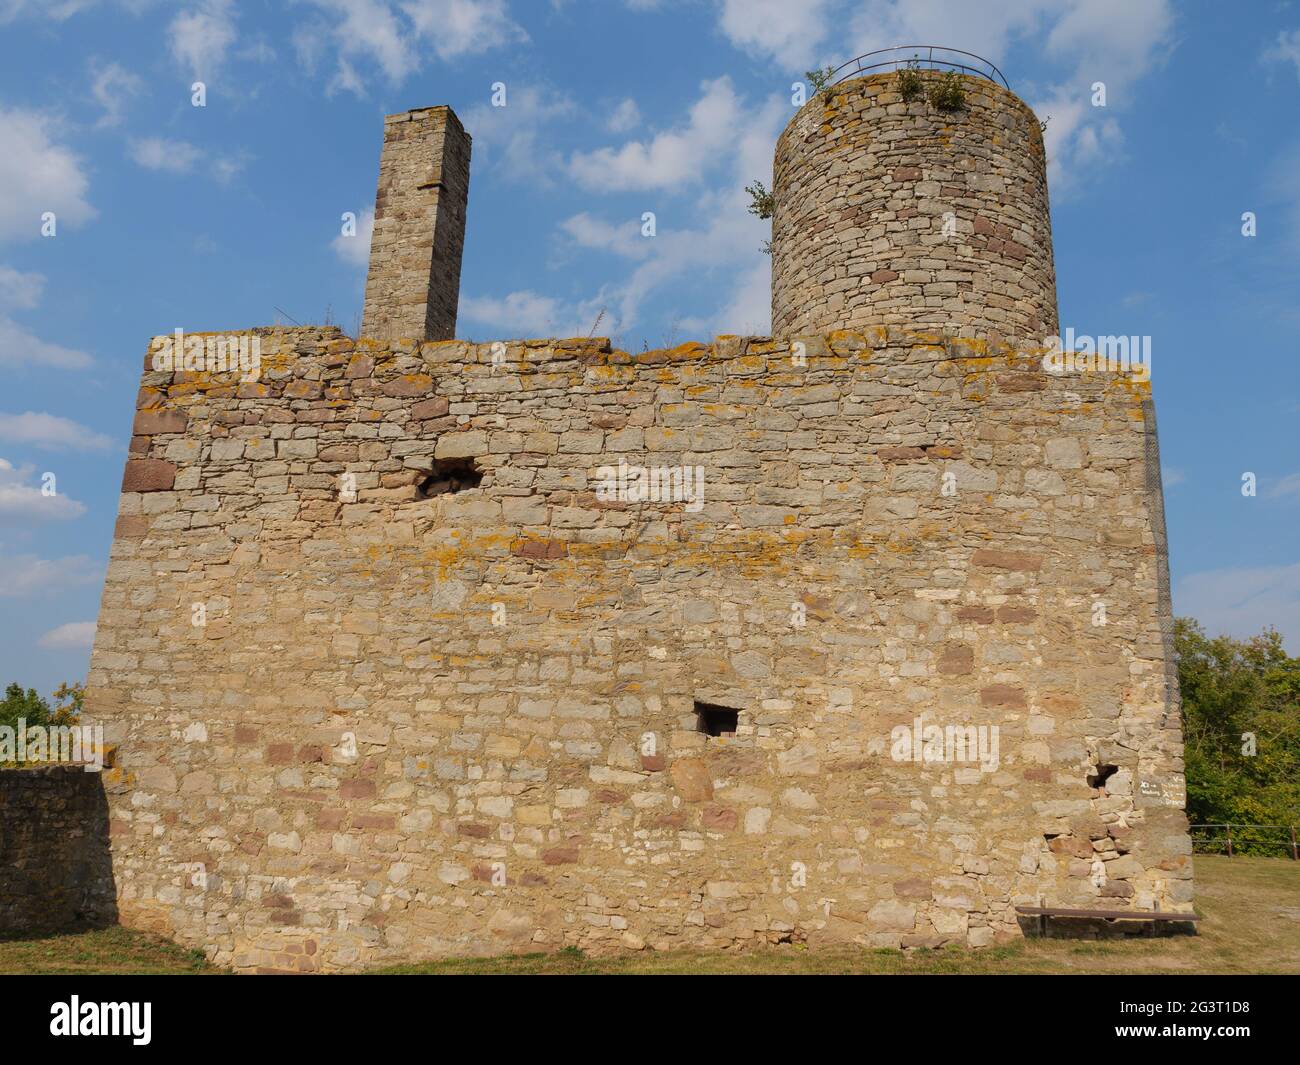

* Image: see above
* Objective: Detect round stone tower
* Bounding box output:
[771,69,1058,340]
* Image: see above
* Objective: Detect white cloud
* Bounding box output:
[0,266,44,311]
[1268,472,1300,500]
[38,621,97,649]
[0,316,93,370]
[833,0,1173,196]
[713,257,771,335]
[89,60,145,128]
[459,289,596,339]
[1263,29,1300,82]
[568,76,746,192]
[169,0,238,82]
[0,412,115,452]
[717,0,832,69]
[332,205,374,267]
[128,137,204,174]
[0,107,95,244]
[0,0,100,21]
[607,98,641,133]
[1175,562,1300,654]
[90,60,144,128]
[0,458,87,525]
[469,87,785,342]
[559,212,651,259]
[297,0,524,93]
[463,85,575,182]
[400,0,526,60]
[128,137,247,183]
[0,553,101,597]
[1161,467,1184,488]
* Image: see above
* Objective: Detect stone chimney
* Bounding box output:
[360,106,471,342]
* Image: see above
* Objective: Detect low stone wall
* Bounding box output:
[0,765,117,934]
[86,325,1190,972]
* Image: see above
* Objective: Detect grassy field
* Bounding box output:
[2,855,1296,975]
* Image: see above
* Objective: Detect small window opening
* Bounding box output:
[1087,762,1118,790]
[417,458,482,497]
[694,701,739,737]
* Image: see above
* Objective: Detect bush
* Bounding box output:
[896,63,924,102]
[928,70,965,112]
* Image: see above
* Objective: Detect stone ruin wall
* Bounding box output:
[85,325,1192,973]
[0,765,117,934]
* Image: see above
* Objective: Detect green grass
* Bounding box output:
[2,856,1296,974]
[0,924,217,975]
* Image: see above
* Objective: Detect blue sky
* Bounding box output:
[0,0,1297,697]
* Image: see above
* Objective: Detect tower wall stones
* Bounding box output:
[771,73,1058,341]
[85,326,1192,972]
[360,107,471,343]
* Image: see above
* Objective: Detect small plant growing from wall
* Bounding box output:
[745,180,775,220]
[745,180,776,254]
[928,70,966,112]
[896,60,924,102]
[804,65,835,96]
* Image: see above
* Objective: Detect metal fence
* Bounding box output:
[828,46,1011,90]
[1190,823,1300,860]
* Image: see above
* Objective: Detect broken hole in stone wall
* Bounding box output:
[694,701,739,737]
[1087,762,1118,790]
[417,458,483,497]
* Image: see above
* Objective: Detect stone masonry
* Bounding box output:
[85,75,1191,973]
[772,73,1058,341]
[360,106,471,343]
[0,766,117,934]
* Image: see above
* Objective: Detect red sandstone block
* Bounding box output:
[980,684,1026,709]
[316,809,345,830]
[114,515,150,539]
[353,814,395,830]
[339,779,376,799]
[121,458,176,492]
[132,409,188,435]
[267,743,294,765]
[997,605,1038,623]
[511,538,567,560]
[971,549,1043,572]
[870,269,900,284]
[234,725,259,744]
[702,805,738,831]
[458,822,490,838]
[956,606,995,624]
[410,396,450,419]
[936,644,974,675]
[542,846,579,865]
[877,446,926,461]
[640,754,665,772]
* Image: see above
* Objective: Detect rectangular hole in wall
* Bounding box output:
[694,701,739,738]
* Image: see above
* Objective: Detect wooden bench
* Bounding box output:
[1015,905,1201,937]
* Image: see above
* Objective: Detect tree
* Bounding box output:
[1176,619,1300,854]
